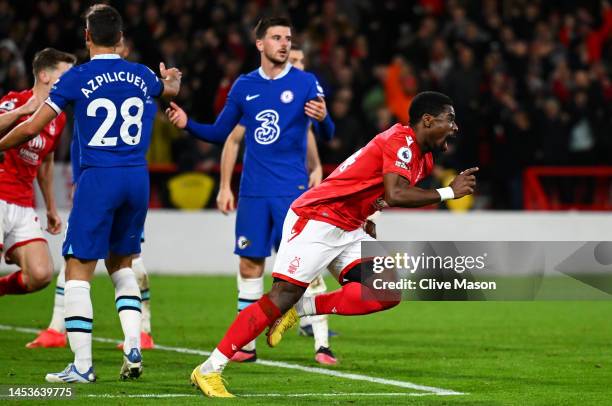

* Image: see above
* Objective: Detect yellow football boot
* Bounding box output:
[266,307,299,347]
[190,365,234,398]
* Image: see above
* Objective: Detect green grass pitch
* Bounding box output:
[0,274,611,405]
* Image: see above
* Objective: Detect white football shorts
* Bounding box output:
[0,199,46,258]
[272,209,375,287]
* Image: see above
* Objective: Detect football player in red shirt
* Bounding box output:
[0,48,75,297]
[190,91,478,397]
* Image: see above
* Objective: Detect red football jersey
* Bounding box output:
[292,124,434,230]
[0,89,66,207]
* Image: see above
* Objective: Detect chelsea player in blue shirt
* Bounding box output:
[27,39,157,353]
[214,45,338,365]
[166,17,335,363]
[0,4,181,383]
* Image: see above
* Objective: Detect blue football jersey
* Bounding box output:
[186,64,324,197]
[69,101,159,184]
[70,125,80,183]
[47,54,162,169]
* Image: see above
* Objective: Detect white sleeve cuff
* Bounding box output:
[45,98,62,115]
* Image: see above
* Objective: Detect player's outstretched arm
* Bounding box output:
[216,125,245,214]
[0,104,56,151]
[166,99,241,144]
[159,62,182,99]
[313,113,335,141]
[37,152,62,235]
[383,167,478,208]
[306,128,323,187]
[383,173,441,208]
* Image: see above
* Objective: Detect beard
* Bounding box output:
[264,48,288,65]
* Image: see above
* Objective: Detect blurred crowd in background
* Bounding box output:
[1,0,611,209]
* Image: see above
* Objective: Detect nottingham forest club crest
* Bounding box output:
[49,119,57,135]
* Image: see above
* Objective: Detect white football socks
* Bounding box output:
[200,348,229,374]
[311,315,329,349]
[111,268,142,352]
[48,263,66,333]
[237,275,263,352]
[64,280,93,373]
[295,295,316,318]
[300,275,329,349]
[132,257,151,334]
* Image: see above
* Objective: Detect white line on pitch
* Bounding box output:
[86,394,195,398]
[242,392,455,397]
[84,392,451,398]
[0,324,465,396]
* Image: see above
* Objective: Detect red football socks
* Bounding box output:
[0,270,28,296]
[314,282,400,315]
[217,294,281,358]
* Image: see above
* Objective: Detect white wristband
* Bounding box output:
[436,187,454,202]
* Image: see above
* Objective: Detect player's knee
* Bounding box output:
[269,280,306,314]
[239,257,265,278]
[26,264,53,291]
[105,253,132,273]
[131,256,146,278]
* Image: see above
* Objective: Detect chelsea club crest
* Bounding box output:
[280,90,294,103]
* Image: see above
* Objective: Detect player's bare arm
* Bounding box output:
[165,101,187,128]
[165,96,241,144]
[217,124,245,214]
[37,152,62,235]
[383,167,478,208]
[0,104,57,152]
[159,62,182,98]
[383,173,441,208]
[306,128,323,187]
[305,96,327,122]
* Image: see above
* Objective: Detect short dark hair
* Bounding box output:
[254,17,292,39]
[85,4,123,47]
[32,48,76,76]
[409,91,454,124]
[290,42,302,51]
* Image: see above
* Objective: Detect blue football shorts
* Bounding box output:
[63,166,149,260]
[234,194,301,258]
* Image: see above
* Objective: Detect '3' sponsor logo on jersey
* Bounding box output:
[254,109,280,145]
